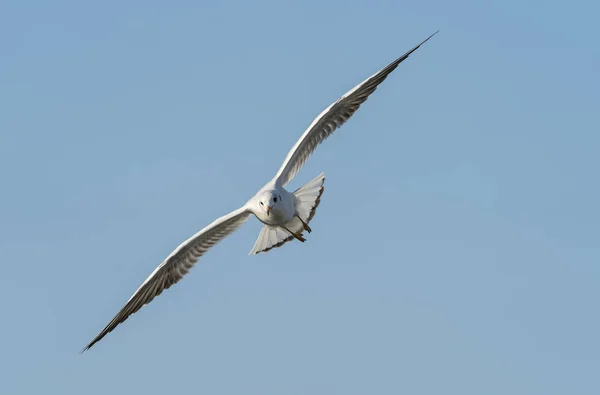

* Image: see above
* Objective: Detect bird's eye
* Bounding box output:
[260,202,263,206]
[273,197,277,203]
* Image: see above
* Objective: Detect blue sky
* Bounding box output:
[1,1,598,394]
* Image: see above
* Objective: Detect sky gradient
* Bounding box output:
[1,1,598,394]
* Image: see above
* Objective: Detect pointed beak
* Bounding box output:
[266,205,271,216]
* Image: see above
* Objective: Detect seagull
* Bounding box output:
[82,31,438,352]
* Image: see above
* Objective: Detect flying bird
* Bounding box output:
[83,31,438,352]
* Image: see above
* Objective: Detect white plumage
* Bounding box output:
[83,31,438,352]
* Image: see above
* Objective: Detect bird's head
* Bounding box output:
[257,191,281,217]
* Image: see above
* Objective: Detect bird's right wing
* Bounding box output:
[83,206,251,352]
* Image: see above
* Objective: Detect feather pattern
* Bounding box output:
[82,207,250,352]
[274,31,438,187]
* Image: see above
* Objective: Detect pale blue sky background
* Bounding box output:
[1,1,598,394]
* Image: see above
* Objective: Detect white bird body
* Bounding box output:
[249,185,296,226]
[82,31,438,352]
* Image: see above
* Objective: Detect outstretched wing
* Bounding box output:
[273,31,438,187]
[82,206,251,352]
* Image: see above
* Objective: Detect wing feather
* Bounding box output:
[274,31,438,187]
[82,206,251,352]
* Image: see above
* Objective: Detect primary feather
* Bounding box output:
[274,31,438,187]
[82,207,250,352]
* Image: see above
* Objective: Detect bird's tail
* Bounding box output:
[249,172,325,255]
[293,172,325,225]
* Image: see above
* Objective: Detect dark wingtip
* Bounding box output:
[419,30,440,47]
[80,335,102,354]
[80,341,95,354]
[394,30,440,66]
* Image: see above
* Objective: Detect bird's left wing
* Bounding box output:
[273,31,438,187]
[82,206,251,352]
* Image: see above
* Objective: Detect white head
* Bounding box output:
[256,190,281,217]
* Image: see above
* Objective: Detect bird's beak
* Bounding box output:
[266,205,271,216]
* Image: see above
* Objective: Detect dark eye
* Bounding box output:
[273,197,278,203]
[260,202,263,206]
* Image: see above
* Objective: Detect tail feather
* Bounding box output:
[249,172,325,255]
[294,172,325,224]
[249,225,295,255]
